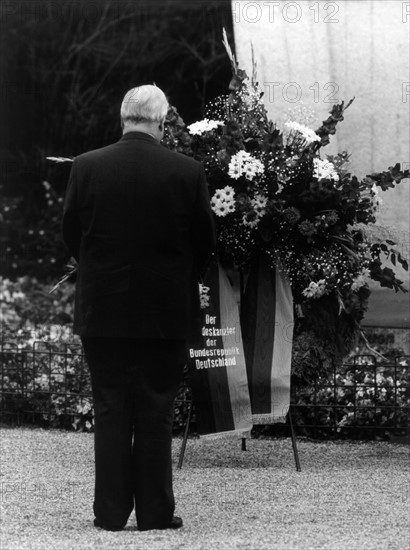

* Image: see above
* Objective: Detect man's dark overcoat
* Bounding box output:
[63,131,216,339]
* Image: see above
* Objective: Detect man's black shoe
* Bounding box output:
[94,519,124,531]
[168,516,183,529]
[138,515,183,531]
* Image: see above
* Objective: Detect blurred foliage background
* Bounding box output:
[0,0,234,281]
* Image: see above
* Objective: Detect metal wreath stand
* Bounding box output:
[177,269,301,472]
[177,399,301,472]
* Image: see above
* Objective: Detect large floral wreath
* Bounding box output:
[49,32,408,379]
[162,31,408,379]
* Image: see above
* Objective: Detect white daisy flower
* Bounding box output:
[210,186,235,217]
[241,193,267,229]
[251,193,267,215]
[222,186,234,198]
[228,161,242,180]
[228,151,264,181]
[242,215,259,229]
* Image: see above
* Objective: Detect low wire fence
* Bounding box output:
[0,341,92,430]
[293,354,409,439]
[0,340,409,439]
[0,339,193,433]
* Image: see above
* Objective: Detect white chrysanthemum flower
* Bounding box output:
[236,150,252,162]
[244,164,256,178]
[251,193,268,215]
[228,151,264,181]
[284,121,321,145]
[211,197,225,216]
[241,194,267,229]
[187,118,224,136]
[242,216,258,229]
[210,186,235,217]
[302,279,327,299]
[222,186,234,198]
[244,158,264,181]
[228,153,244,179]
[313,158,339,182]
[228,159,242,180]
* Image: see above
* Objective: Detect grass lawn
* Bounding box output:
[0,427,409,550]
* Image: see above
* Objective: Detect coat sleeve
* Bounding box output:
[62,158,82,262]
[191,163,216,276]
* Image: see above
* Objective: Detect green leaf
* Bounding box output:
[365,164,410,191]
[398,255,409,271]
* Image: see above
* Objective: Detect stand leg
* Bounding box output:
[177,399,193,469]
[241,437,247,451]
[288,406,301,472]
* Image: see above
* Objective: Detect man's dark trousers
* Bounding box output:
[82,337,186,530]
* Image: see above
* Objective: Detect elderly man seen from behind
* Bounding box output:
[62,84,216,532]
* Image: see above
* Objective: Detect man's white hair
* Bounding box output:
[120,85,169,125]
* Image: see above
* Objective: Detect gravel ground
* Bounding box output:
[0,428,409,550]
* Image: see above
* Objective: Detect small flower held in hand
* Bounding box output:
[199,283,211,309]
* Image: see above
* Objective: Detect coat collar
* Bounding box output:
[119,131,160,145]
